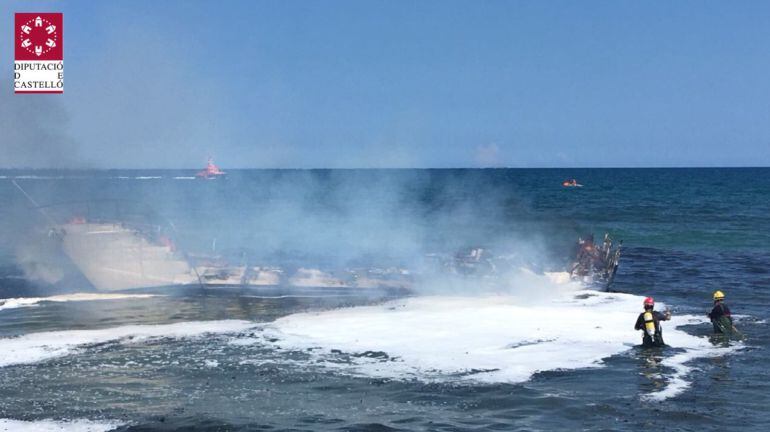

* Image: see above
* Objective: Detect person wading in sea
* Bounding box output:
[708,290,734,334]
[634,297,671,347]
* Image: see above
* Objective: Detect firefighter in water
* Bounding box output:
[634,297,672,347]
[708,290,733,334]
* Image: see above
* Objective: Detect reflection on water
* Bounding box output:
[637,347,668,394]
[0,291,398,337]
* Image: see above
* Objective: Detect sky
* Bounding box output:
[1,0,770,168]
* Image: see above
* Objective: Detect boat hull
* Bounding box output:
[59,222,199,291]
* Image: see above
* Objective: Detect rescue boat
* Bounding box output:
[196,158,226,179]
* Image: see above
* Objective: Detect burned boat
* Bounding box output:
[431,247,498,276]
[27,199,411,293]
[54,219,200,291]
[568,233,622,289]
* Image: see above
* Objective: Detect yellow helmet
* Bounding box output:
[713,290,725,301]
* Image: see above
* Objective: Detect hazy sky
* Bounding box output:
[2,0,770,168]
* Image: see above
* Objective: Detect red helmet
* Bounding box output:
[643,297,655,307]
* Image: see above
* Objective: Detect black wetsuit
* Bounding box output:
[634,310,667,347]
[708,302,733,334]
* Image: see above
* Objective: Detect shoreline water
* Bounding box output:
[0,168,767,430]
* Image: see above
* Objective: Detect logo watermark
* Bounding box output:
[14,13,63,94]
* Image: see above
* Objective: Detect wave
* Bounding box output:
[0,418,124,431]
[0,320,254,368]
[232,279,743,401]
[5,175,84,180]
[1,175,167,180]
[0,293,160,312]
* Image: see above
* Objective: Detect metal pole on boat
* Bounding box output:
[11,179,57,225]
[185,253,205,289]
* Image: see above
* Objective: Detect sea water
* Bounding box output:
[0,168,768,431]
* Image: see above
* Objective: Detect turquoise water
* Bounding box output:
[0,168,768,430]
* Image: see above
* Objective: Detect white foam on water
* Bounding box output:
[11,175,67,180]
[0,320,255,368]
[247,274,743,400]
[133,176,162,180]
[229,337,262,346]
[0,293,160,312]
[641,313,743,401]
[0,418,124,431]
[173,176,196,180]
[10,175,92,180]
[241,294,362,299]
